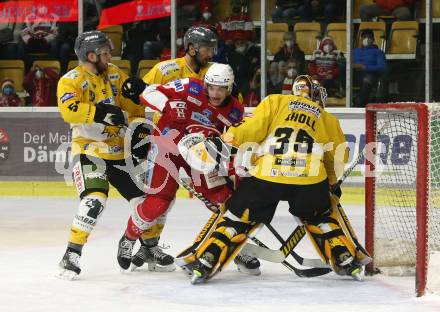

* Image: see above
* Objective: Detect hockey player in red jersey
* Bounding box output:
[117,63,251,271]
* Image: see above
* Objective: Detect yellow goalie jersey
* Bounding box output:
[143,57,211,85]
[225,94,348,185]
[57,63,145,160]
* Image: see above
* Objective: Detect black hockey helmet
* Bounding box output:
[183,26,218,52]
[74,31,114,62]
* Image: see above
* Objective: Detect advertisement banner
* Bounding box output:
[97,0,171,29]
[0,112,71,179]
[0,109,369,183]
[0,0,78,23]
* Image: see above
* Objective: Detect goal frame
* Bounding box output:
[365,103,429,297]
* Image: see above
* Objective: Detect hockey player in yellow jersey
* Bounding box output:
[122,26,261,274]
[178,75,365,284]
[56,30,149,280]
[142,26,216,85]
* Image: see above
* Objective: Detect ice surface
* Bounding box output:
[1,197,439,312]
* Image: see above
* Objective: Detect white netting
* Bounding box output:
[372,104,440,278]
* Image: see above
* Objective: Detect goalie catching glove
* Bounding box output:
[178,133,237,174]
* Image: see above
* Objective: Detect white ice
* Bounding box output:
[1,197,439,312]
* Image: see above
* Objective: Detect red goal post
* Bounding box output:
[365,103,440,297]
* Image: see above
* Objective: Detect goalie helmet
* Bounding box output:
[184,26,218,52]
[292,75,327,107]
[74,31,113,62]
[204,63,234,92]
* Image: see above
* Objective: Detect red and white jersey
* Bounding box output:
[140,78,244,140]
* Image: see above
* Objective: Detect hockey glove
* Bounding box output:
[331,183,342,198]
[94,103,126,126]
[130,123,151,162]
[205,136,238,164]
[121,77,146,104]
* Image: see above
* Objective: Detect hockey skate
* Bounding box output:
[117,235,136,271]
[234,252,261,276]
[191,252,216,285]
[175,253,198,277]
[131,240,175,272]
[57,248,81,280]
[331,244,364,281]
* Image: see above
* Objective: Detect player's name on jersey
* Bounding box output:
[284,112,316,131]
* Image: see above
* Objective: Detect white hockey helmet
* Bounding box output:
[204,63,234,93]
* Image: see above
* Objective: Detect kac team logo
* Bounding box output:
[0,128,10,163]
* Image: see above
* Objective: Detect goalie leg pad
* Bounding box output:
[177,209,255,280]
[331,195,372,266]
[303,199,357,275]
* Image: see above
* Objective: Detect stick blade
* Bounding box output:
[241,243,285,263]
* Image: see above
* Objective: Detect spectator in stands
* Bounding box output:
[193,1,217,29]
[0,79,21,107]
[281,58,301,94]
[269,58,301,94]
[58,1,99,73]
[218,1,255,47]
[23,64,59,107]
[159,31,186,61]
[270,32,305,87]
[177,0,206,28]
[359,0,415,21]
[122,18,171,75]
[352,29,387,108]
[302,0,345,23]
[0,20,23,59]
[19,6,59,71]
[225,34,260,98]
[243,67,261,107]
[308,36,345,97]
[272,1,308,24]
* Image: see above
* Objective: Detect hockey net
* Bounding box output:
[365,103,440,297]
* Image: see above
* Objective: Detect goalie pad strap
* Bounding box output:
[313,229,344,241]
[211,231,231,245]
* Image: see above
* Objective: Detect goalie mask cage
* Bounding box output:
[365,103,440,297]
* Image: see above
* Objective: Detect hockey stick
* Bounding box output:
[178,120,390,269]
[251,129,388,266]
[178,177,330,277]
[250,236,331,277]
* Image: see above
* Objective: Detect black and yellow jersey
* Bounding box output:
[57,63,145,160]
[224,94,348,185]
[143,57,211,85]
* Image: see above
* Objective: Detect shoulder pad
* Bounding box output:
[158,60,180,75]
[63,69,79,80]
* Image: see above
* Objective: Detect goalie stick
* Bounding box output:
[177,178,330,277]
[249,236,331,277]
[177,121,389,269]
[244,127,384,266]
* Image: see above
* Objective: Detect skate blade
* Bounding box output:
[190,270,206,285]
[351,266,364,281]
[147,262,176,272]
[56,269,79,281]
[236,263,261,276]
[130,264,142,272]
